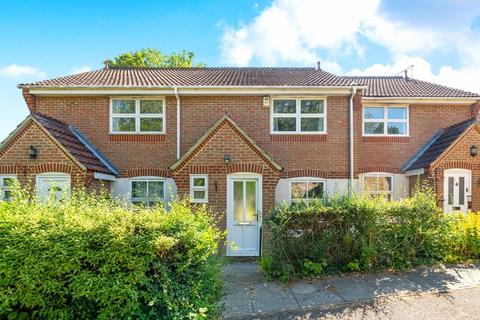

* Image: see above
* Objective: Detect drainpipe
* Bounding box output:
[174,87,180,159]
[349,83,357,195]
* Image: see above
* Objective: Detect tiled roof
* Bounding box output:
[403,119,476,171]
[19,67,353,88]
[31,113,118,175]
[345,76,480,98]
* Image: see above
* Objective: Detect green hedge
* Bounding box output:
[0,190,224,319]
[263,187,480,280]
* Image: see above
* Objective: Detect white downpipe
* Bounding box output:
[174,87,180,159]
[349,84,357,194]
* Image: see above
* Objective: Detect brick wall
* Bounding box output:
[0,121,95,190]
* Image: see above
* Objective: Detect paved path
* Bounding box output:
[220,262,480,319]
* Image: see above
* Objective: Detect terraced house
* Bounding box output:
[1,65,480,256]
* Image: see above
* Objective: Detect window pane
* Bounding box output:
[193,177,205,187]
[459,177,465,205]
[301,118,324,132]
[377,177,392,192]
[387,108,407,119]
[364,107,384,119]
[273,100,296,113]
[291,182,308,200]
[364,122,384,134]
[112,100,135,114]
[308,182,324,198]
[245,181,256,222]
[140,100,163,114]
[140,118,163,132]
[233,181,244,222]
[193,190,206,200]
[448,177,454,205]
[363,177,378,192]
[301,100,324,114]
[113,118,135,132]
[148,181,164,199]
[387,122,407,135]
[3,178,15,187]
[132,181,148,198]
[3,190,12,201]
[273,117,296,132]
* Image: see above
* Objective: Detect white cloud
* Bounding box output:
[221,0,380,66]
[72,65,92,74]
[0,64,46,78]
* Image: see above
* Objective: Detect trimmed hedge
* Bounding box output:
[263,187,480,280]
[0,190,223,319]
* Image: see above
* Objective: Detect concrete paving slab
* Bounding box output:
[251,282,300,313]
[321,276,377,302]
[403,267,464,291]
[220,284,254,318]
[359,273,422,295]
[222,262,265,285]
[291,280,344,308]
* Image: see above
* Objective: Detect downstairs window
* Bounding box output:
[0,176,16,201]
[131,179,165,207]
[362,174,393,200]
[290,179,325,203]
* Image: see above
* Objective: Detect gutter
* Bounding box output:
[173,87,180,159]
[349,83,357,194]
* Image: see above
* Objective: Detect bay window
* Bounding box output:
[131,179,165,207]
[362,174,393,200]
[272,98,326,134]
[363,106,408,136]
[290,179,325,202]
[111,98,165,134]
[0,176,16,201]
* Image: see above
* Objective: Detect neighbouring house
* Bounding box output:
[1,65,480,256]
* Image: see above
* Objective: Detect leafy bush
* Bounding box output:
[0,190,224,319]
[444,212,480,262]
[264,187,455,280]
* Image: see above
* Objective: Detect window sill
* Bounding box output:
[110,134,166,142]
[362,136,409,143]
[270,134,327,142]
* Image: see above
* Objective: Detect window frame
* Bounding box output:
[289,177,326,203]
[362,106,409,137]
[270,97,327,135]
[362,173,394,199]
[190,174,208,203]
[0,175,17,201]
[110,97,166,135]
[130,177,166,207]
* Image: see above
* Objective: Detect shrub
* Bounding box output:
[264,187,449,279]
[0,190,224,319]
[444,212,480,262]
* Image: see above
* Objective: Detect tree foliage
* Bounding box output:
[107,48,205,68]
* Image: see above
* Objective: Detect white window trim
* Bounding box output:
[110,97,166,135]
[362,106,409,137]
[289,177,326,202]
[361,173,394,198]
[0,175,17,201]
[190,174,208,203]
[270,97,327,135]
[130,176,166,205]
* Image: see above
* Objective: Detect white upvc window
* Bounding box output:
[190,175,208,203]
[271,97,326,134]
[0,175,16,201]
[363,106,408,136]
[130,178,165,207]
[110,97,166,134]
[290,178,325,203]
[362,173,393,200]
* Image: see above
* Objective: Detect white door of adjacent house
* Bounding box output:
[36,173,71,202]
[444,169,470,213]
[227,174,262,256]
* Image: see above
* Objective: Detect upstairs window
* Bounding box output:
[0,176,16,201]
[271,98,326,134]
[110,98,165,134]
[190,175,208,203]
[290,179,325,203]
[131,179,165,207]
[362,174,393,200]
[363,106,408,136]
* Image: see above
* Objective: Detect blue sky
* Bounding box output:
[1,0,480,139]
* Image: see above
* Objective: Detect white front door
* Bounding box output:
[444,170,470,213]
[36,173,71,202]
[227,174,262,256]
